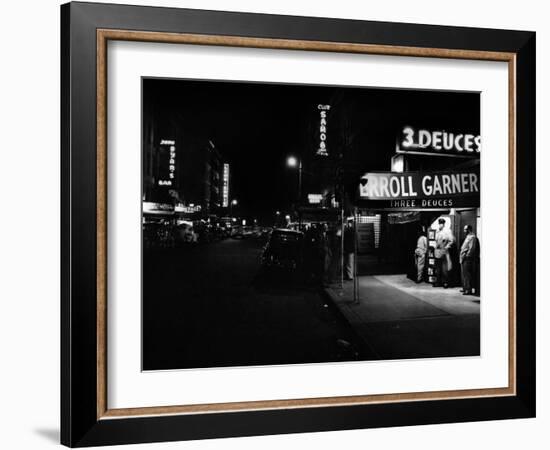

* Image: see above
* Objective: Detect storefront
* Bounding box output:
[142,202,176,248]
[354,127,480,289]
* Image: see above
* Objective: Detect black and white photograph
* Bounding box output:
[141,78,481,371]
[0,0,542,447]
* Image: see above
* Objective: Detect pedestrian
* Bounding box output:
[329,222,343,284]
[414,226,428,283]
[321,223,332,286]
[434,218,455,288]
[343,221,355,281]
[460,225,479,295]
[303,225,320,284]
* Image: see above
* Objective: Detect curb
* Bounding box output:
[320,287,381,360]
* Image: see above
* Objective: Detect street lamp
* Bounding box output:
[287,156,303,227]
[286,156,298,168]
[230,198,238,217]
[274,210,281,227]
[286,156,302,203]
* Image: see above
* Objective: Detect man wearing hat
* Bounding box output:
[434,218,455,288]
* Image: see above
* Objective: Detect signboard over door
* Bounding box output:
[358,169,480,209]
[397,126,481,158]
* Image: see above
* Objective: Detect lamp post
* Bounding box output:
[286,156,302,203]
[230,199,238,218]
[287,156,303,229]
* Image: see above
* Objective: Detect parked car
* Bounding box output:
[231,226,245,239]
[143,220,175,249]
[261,228,304,270]
[231,225,255,239]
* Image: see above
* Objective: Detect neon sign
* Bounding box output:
[222,163,230,207]
[317,104,330,156]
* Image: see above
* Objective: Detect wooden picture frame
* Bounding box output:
[61,2,535,446]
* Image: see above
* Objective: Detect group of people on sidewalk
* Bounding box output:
[303,216,479,295]
[414,218,480,295]
[302,221,357,286]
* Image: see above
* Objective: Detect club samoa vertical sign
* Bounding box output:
[358,170,480,209]
[316,104,330,156]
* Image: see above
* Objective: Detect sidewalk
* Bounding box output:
[324,275,480,360]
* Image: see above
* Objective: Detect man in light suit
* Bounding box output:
[434,218,455,288]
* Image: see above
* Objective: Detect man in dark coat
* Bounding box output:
[343,222,356,280]
[460,225,479,295]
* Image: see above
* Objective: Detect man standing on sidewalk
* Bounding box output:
[434,218,455,288]
[460,225,479,295]
[343,221,356,281]
[414,226,428,283]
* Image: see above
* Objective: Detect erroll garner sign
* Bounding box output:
[359,170,480,209]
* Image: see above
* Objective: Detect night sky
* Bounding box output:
[143,78,480,220]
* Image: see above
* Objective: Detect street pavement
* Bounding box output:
[142,238,365,370]
[324,274,480,360]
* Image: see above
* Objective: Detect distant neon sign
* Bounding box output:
[308,193,323,204]
[222,163,230,207]
[158,139,176,186]
[143,202,173,213]
[317,104,330,156]
[175,204,202,213]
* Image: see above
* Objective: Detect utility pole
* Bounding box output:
[353,207,359,304]
[298,159,303,228]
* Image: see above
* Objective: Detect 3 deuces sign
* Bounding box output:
[358,169,480,209]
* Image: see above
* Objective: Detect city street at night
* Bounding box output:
[141,77,481,369]
[142,237,367,370]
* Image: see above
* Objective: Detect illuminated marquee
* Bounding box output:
[317,104,330,156]
[398,127,481,157]
[307,193,323,204]
[175,204,202,213]
[359,170,480,208]
[143,202,174,213]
